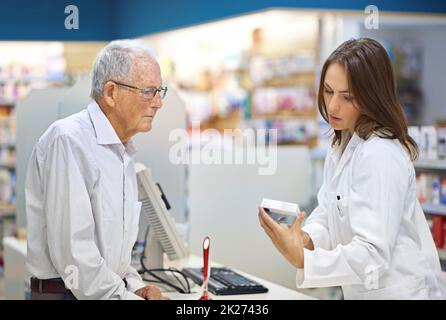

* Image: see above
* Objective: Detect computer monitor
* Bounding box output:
[135,163,189,272]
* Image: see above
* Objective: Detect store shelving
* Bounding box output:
[248,65,318,147]
[414,156,446,273]
[422,203,446,217]
[258,71,316,88]
[0,204,15,218]
[0,143,15,149]
[414,160,446,171]
[0,100,15,106]
[250,109,317,120]
[0,164,15,171]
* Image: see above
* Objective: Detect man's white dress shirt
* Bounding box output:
[26,100,146,299]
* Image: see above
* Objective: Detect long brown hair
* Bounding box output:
[318,38,418,160]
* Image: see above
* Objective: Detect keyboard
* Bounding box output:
[182,267,269,295]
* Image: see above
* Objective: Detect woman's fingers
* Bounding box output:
[258,210,274,237]
[258,206,281,233]
[292,211,306,231]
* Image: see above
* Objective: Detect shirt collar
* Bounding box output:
[124,139,137,157]
[87,100,137,157]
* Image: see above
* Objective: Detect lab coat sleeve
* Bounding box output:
[41,135,143,300]
[301,189,331,250]
[301,150,332,251]
[124,265,146,292]
[297,143,408,288]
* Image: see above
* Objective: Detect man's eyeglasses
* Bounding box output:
[111,81,168,100]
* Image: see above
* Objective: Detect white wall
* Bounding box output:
[187,146,312,290]
[15,88,68,227]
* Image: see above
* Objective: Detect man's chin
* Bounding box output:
[140,118,153,132]
[142,124,152,132]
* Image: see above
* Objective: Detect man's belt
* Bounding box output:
[30,277,72,294]
[30,277,128,294]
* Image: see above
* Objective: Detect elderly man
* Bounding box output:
[25,40,169,300]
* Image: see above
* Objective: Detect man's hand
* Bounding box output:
[134,285,170,300]
[258,206,308,269]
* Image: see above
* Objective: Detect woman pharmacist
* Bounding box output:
[258,38,446,299]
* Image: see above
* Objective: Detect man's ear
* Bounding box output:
[103,81,116,107]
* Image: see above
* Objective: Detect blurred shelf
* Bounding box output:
[0,75,64,83]
[0,204,15,218]
[258,72,316,87]
[0,143,15,149]
[250,109,317,119]
[414,160,446,171]
[0,163,15,170]
[423,203,446,216]
[438,249,446,261]
[0,100,15,106]
[278,141,314,147]
[278,137,318,148]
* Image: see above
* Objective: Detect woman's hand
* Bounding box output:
[258,206,309,269]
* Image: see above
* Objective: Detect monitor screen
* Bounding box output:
[135,163,189,270]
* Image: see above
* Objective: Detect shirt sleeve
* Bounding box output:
[297,143,408,288]
[124,265,146,293]
[40,135,143,300]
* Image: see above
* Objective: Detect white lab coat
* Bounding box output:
[299,131,446,299]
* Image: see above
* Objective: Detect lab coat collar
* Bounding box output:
[87,100,137,157]
[331,131,364,180]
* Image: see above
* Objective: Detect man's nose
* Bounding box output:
[152,93,162,109]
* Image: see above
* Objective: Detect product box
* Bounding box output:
[261,198,300,226]
[432,216,445,248]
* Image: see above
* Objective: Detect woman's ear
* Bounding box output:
[103,81,116,107]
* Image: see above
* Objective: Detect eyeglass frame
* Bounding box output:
[110,80,168,100]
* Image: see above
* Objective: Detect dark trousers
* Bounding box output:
[30,291,77,300]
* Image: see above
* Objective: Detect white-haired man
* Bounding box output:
[26,40,169,300]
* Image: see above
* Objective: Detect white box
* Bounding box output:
[261,198,300,225]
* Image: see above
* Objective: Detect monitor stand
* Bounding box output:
[141,231,195,293]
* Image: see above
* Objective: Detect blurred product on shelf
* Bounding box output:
[392,42,423,124]
[247,118,317,147]
[442,178,446,205]
[0,170,12,204]
[437,125,446,160]
[0,108,15,208]
[251,86,315,116]
[416,173,446,206]
[0,43,66,104]
[409,125,446,161]
[432,180,441,205]
[249,53,315,86]
[432,216,445,249]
